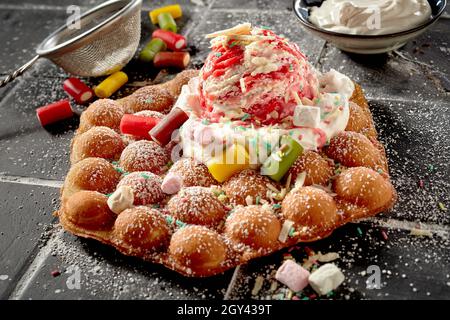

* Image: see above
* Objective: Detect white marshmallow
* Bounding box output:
[308,263,345,295]
[293,105,321,128]
[107,186,134,215]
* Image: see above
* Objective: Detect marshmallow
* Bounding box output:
[308,263,345,295]
[161,172,183,194]
[107,186,134,215]
[275,260,310,292]
[293,105,321,128]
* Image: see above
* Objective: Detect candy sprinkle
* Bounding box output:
[419,180,425,188]
[241,113,250,121]
[381,230,389,241]
[357,227,363,236]
[438,202,448,212]
[273,203,282,210]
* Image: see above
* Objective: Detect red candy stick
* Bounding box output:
[152,29,186,51]
[150,107,189,146]
[63,78,94,104]
[120,114,160,139]
[154,52,190,69]
[36,99,73,126]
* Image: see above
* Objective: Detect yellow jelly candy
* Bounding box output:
[149,4,182,24]
[207,144,250,183]
[94,71,128,99]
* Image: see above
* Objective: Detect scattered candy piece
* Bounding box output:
[275,260,310,292]
[94,71,128,98]
[149,4,182,24]
[161,172,183,194]
[154,52,190,69]
[207,144,250,183]
[410,228,433,237]
[120,114,160,139]
[51,270,61,277]
[158,12,177,33]
[261,135,303,182]
[107,185,134,215]
[293,105,321,128]
[251,276,264,296]
[438,202,447,212]
[63,78,94,104]
[150,107,189,146]
[308,263,345,296]
[278,220,295,243]
[36,99,73,127]
[152,29,187,51]
[139,38,167,63]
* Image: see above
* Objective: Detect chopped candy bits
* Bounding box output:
[308,263,345,296]
[293,105,321,128]
[152,29,187,51]
[150,107,189,146]
[139,38,167,63]
[36,99,73,127]
[154,52,190,69]
[207,144,250,183]
[94,71,128,98]
[149,4,183,24]
[63,78,93,104]
[120,114,160,139]
[158,12,177,33]
[275,259,310,292]
[161,172,183,195]
[261,135,303,182]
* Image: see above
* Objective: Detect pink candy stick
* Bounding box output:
[275,259,310,292]
[161,172,183,194]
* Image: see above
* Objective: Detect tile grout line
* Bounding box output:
[0,174,63,188]
[8,230,62,300]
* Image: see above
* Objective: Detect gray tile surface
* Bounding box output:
[0,182,58,299]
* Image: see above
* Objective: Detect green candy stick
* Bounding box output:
[139,38,167,62]
[261,135,303,182]
[158,12,177,33]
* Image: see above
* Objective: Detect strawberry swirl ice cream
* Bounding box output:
[175,23,355,164]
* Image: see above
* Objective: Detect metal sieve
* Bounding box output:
[0,0,142,87]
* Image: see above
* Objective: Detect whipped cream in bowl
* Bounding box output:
[293,0,447,54]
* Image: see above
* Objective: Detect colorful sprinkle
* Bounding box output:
[241,113,250,121]
[357,227,363,236]
[273,203,282,209]
[438,202,447,212]
[418,180,424,188]
[381,230,389,241]
[141,173,150,179]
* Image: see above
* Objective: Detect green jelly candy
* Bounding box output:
[158,12,177,33]
[139,38,167,62]
[261,135,303,182]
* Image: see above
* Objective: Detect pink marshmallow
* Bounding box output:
[161,172,183,194]
[275,260,310,292]
[194,126,214,145]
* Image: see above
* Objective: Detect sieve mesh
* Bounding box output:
[51,8,141,77]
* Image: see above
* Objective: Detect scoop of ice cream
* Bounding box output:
[198,24,319,124]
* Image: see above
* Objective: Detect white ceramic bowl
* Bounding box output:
[293,0,447,54]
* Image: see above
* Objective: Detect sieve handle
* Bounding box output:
[0,55,40,88]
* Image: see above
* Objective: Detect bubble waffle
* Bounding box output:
[57,29,396,277]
